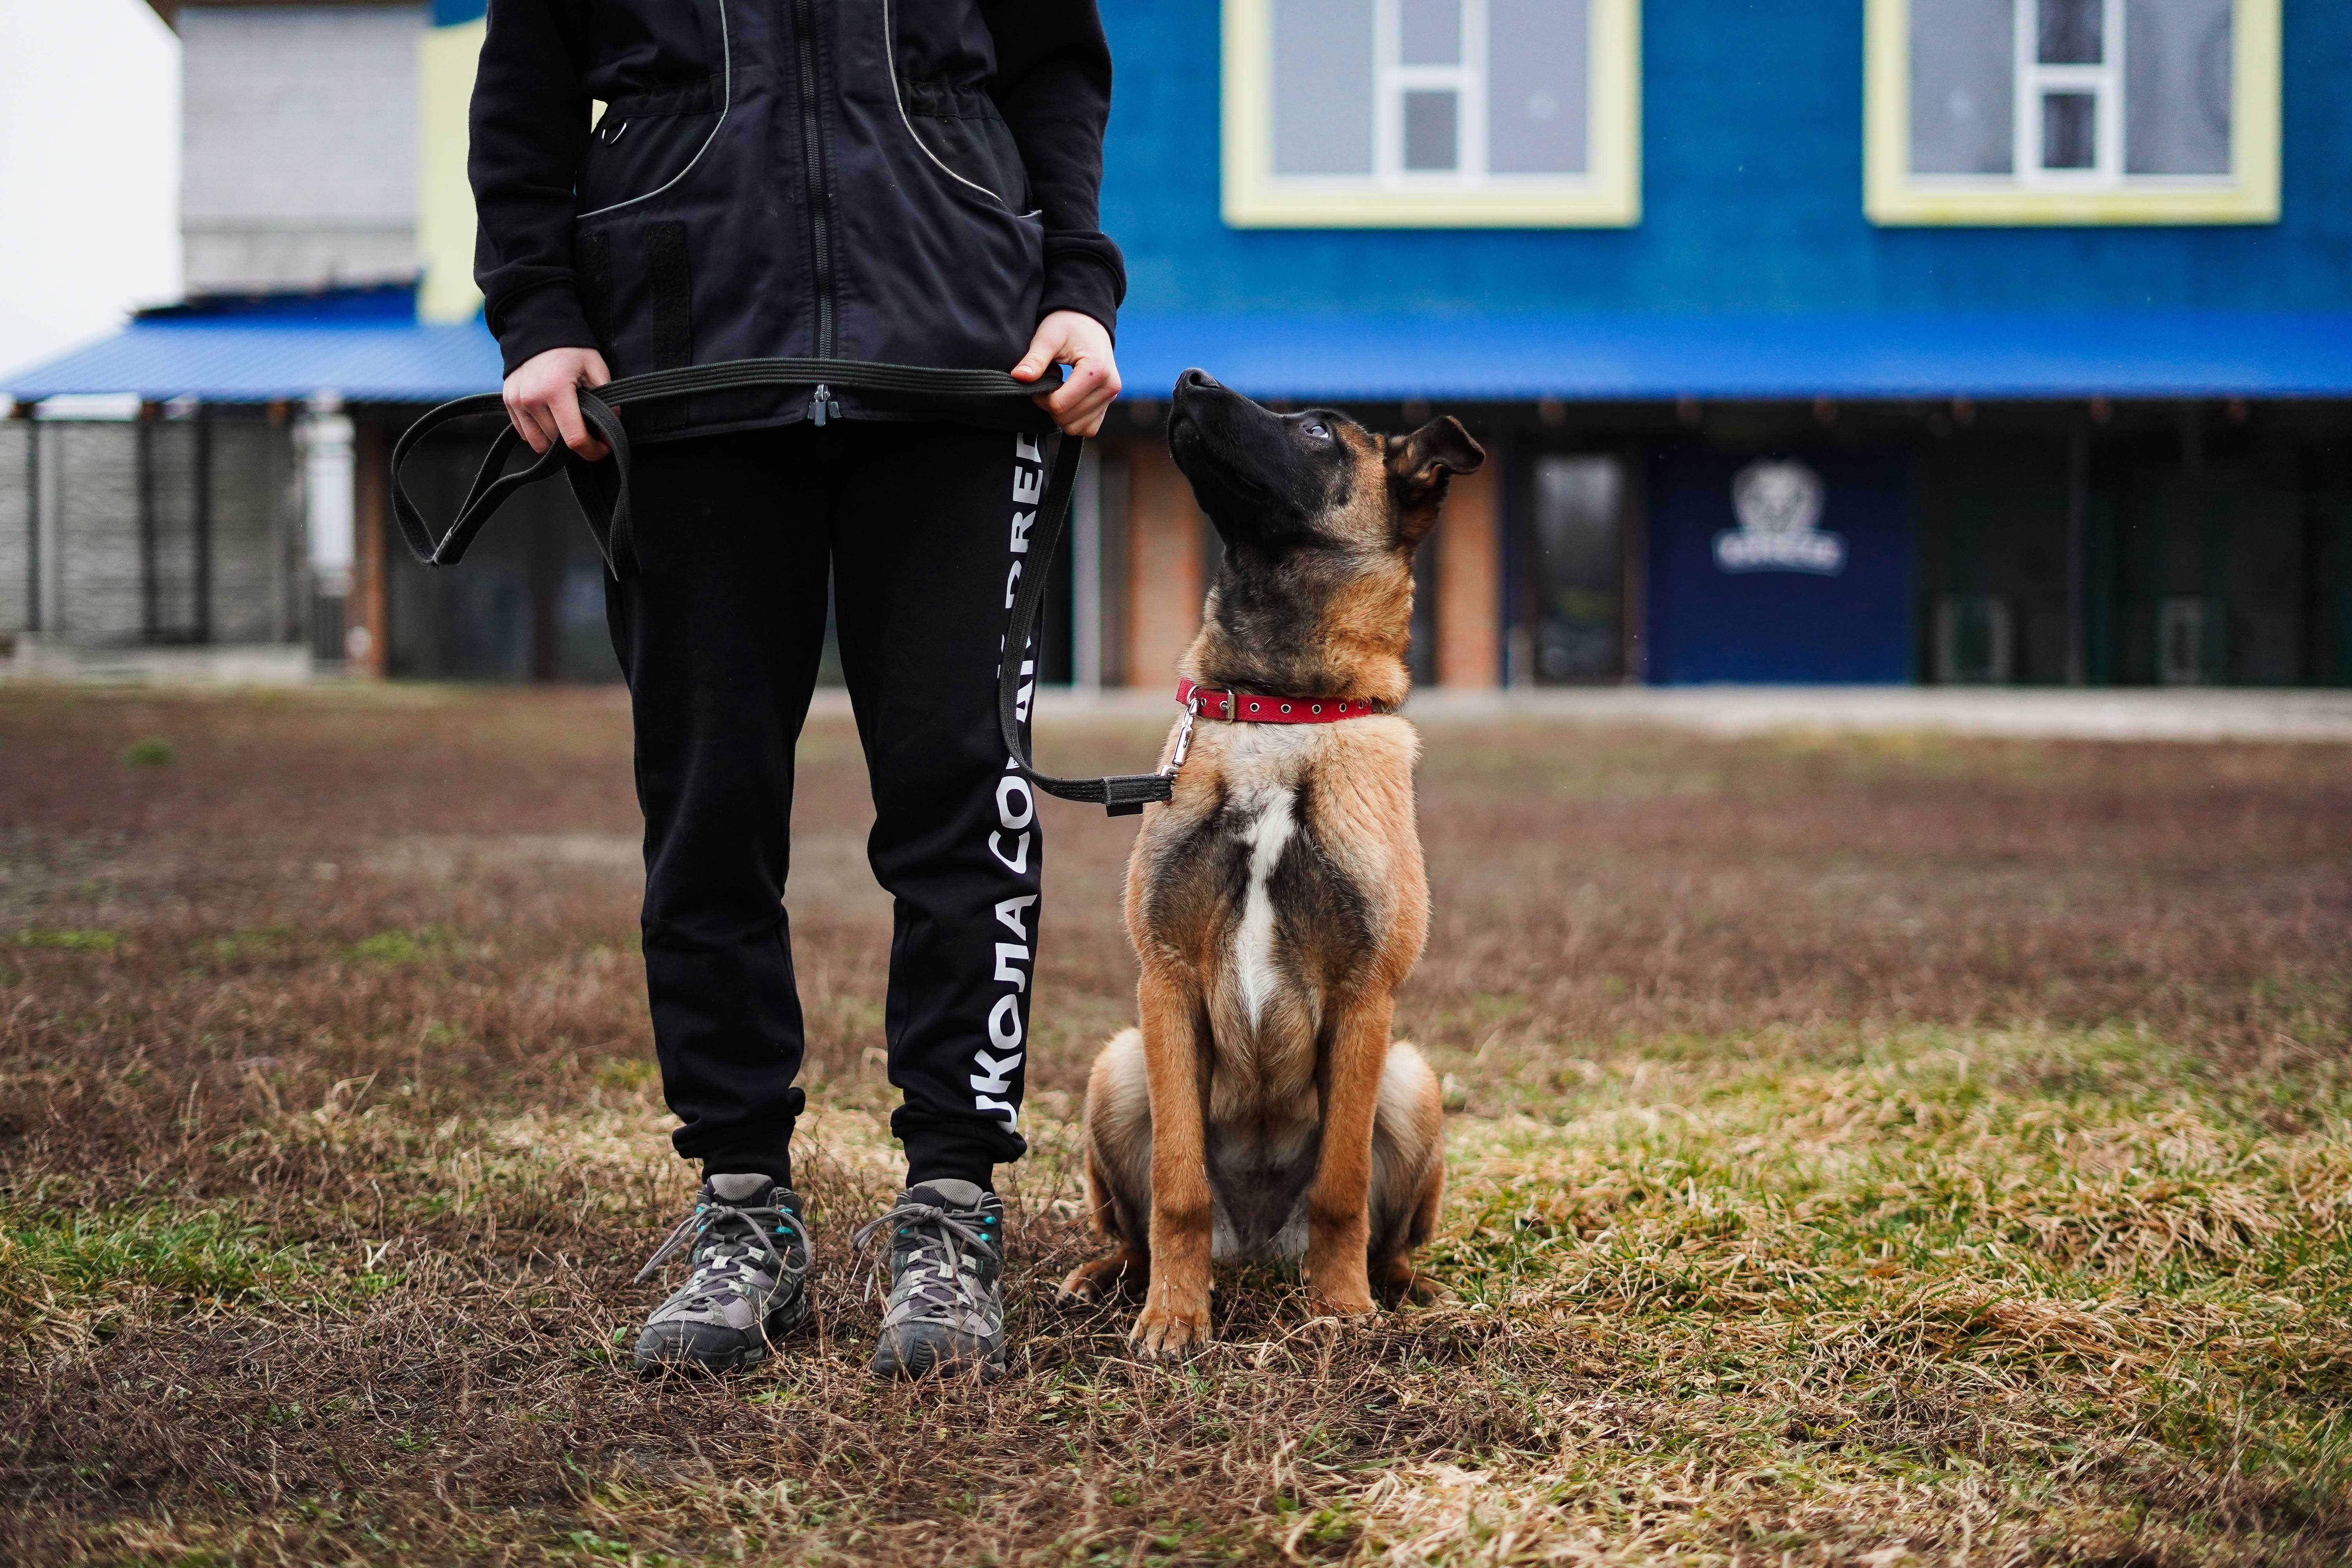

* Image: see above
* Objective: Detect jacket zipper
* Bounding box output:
[791,0,837,367]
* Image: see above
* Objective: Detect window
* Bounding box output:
[1866,0,2278,224]
[1223,0,1640,227]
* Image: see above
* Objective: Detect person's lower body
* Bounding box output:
[609,419,1048,1375]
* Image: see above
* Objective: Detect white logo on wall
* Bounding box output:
[1715,459,1846,575]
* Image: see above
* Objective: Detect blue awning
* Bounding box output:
[1111,309,2352,403]
[11,308,2351,407]
[5,318,505,405]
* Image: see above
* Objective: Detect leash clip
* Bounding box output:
[1164,699,1199,774]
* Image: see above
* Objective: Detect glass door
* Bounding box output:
[1516,453,1625,682]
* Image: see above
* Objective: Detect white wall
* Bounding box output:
[0,0,181,379]
[181,4,425,292]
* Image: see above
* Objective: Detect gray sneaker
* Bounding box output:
[853,1181,1008,1380]
[631,1174,813,1375]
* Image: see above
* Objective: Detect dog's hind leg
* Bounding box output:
[1060,1146,1149,1301]
[1060,1029,1153,1302]
[1368,1042,1448,1305]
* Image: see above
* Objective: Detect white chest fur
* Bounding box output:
[1229,778,1298,1029]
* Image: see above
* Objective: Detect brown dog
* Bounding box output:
[1059,369,1485,1355]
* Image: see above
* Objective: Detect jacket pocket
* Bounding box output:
[578,78,725,215]
[898,79,1034,213]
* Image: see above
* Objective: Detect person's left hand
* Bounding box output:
[1012,310,1121,437]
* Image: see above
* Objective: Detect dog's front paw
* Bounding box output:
[1307,1251,1377,1317]
[1309,1285,1377,1318]
[1129,1299,1210,1358]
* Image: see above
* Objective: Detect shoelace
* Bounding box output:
[850,1201,996,1321]
[633,1195,812,1292]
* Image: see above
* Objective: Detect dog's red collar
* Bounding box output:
[1176,678,1389,724]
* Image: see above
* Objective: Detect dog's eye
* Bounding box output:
[1301,420,1332,441]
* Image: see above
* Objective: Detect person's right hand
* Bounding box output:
[503,345,613,460]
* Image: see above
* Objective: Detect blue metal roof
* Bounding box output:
[1113,311,2352,403]
[135,281,423,323]
[4,318,505,405]
[9,309,2352,407]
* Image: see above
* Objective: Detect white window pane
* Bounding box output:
[1911,0,2014,174]
[1399,0,1461,66]
[1488,0,1588,174]
[1402,89,1459,170]
[2038,0,2104,63]
[2126,0,2231,174]
[2042,90,2097,167]
[1273,0,1374,174]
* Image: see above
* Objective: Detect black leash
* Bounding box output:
[390,358,1173,816]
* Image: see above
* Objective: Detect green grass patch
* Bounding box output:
[0,1202,377,1344]
[12,928,118,951]
[1422,1025,2352,1528]
[342,925,460,965]
[204,927,294,961]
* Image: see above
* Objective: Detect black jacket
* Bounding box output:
[470,0,1126,434]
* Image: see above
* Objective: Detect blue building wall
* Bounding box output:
[1100,2,2352,322]
[1647,448,1916,685]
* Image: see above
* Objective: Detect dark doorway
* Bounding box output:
[1515,453,1628,682]
[385,432,619,682]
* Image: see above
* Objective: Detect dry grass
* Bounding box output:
[0,682,2347,1566]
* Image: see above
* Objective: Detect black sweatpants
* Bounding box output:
[605,419,1048,1192]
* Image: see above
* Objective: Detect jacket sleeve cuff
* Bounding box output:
[489,279,601,377]
[1038,239,1128,341]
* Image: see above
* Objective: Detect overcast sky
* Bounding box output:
[0,0,181,379]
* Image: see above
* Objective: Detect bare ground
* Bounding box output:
[1,683,2347,1566]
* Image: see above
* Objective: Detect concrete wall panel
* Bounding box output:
[54,425,146,645]
[182,4,425,290]
[0,424,28,637]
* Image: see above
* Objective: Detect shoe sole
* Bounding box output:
[635,1340,767,1376]
[867,1336,1007,1382]
[633,1300,809,1377]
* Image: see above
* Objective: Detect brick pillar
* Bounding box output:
[1124,439,1205,688]
[1434,463,1500,687]
[348,418,389,678]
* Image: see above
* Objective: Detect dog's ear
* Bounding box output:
[1383,416,1486,540]
[1385,416,1486,493]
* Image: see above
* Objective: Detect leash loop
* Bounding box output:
[391,358,1173,817]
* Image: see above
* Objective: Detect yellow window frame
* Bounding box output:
[1864,0,2279,225]
[1221,0,1642,229]
[419,14,488,323]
